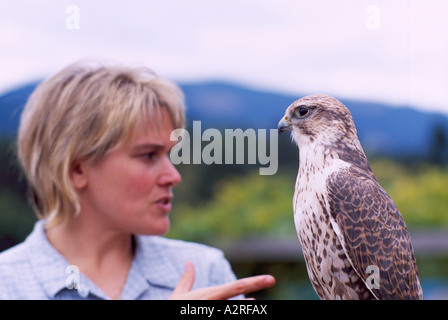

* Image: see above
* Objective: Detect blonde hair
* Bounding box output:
[17,61,185,228]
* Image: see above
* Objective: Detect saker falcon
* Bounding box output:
[278,94,423,300]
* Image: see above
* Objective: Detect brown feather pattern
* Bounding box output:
[327,167,423,299]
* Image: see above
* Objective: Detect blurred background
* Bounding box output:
[1,0,447,299]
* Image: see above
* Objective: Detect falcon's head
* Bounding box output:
[278,94,358,148]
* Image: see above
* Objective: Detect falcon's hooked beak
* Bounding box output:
[278,116,292,135]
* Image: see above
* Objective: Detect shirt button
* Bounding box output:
[77,287,89,298]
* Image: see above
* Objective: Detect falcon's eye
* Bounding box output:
[297,107,309,118]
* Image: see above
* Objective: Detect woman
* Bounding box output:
[0,61,275,299]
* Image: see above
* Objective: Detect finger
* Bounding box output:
[171,260,195,297]
[207,275,275,300]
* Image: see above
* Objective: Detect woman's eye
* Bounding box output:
[142,152,157,161]
[297,107,309,117]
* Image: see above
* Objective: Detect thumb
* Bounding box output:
[171,260,195,297]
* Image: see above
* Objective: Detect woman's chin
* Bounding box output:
[137,218,171,236]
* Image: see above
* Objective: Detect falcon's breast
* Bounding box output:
[293,152,374,299]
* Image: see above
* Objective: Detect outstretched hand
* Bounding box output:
[169,261,275,300]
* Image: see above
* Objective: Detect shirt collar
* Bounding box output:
[132,235,182,290]
[24,220,107,299]
[25,220,76,298]
[25,220,183,299]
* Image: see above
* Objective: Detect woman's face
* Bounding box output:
[76,109,182,235]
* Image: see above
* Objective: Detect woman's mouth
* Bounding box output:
[155,196,172,213]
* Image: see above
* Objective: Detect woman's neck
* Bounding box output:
[45,214,135,299]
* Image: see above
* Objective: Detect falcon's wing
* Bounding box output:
[326,168,423,300]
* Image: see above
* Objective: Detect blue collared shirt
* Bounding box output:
[0,220,240,300]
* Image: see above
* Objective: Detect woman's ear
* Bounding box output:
[70,161,88,190]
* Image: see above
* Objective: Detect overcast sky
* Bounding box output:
[1,0,448,115]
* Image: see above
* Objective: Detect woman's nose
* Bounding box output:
[158,156,182,187]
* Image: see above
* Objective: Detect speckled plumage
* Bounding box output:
[278,94,423,300]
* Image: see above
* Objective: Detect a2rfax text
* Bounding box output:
[180,303,267,317]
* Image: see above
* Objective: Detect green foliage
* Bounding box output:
[168,171,297,243]
[169,171,295,241]
[0,188,36,250]
[371,159,448,227]
[169,159,448,244]
[0,138,37,251]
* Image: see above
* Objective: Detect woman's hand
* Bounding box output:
[169,260,275,300]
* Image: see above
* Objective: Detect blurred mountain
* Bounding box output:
[181,81,448,157]
[1,80,448,157]
[0,82,38,137]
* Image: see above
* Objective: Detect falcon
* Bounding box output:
[278,94,423,300]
